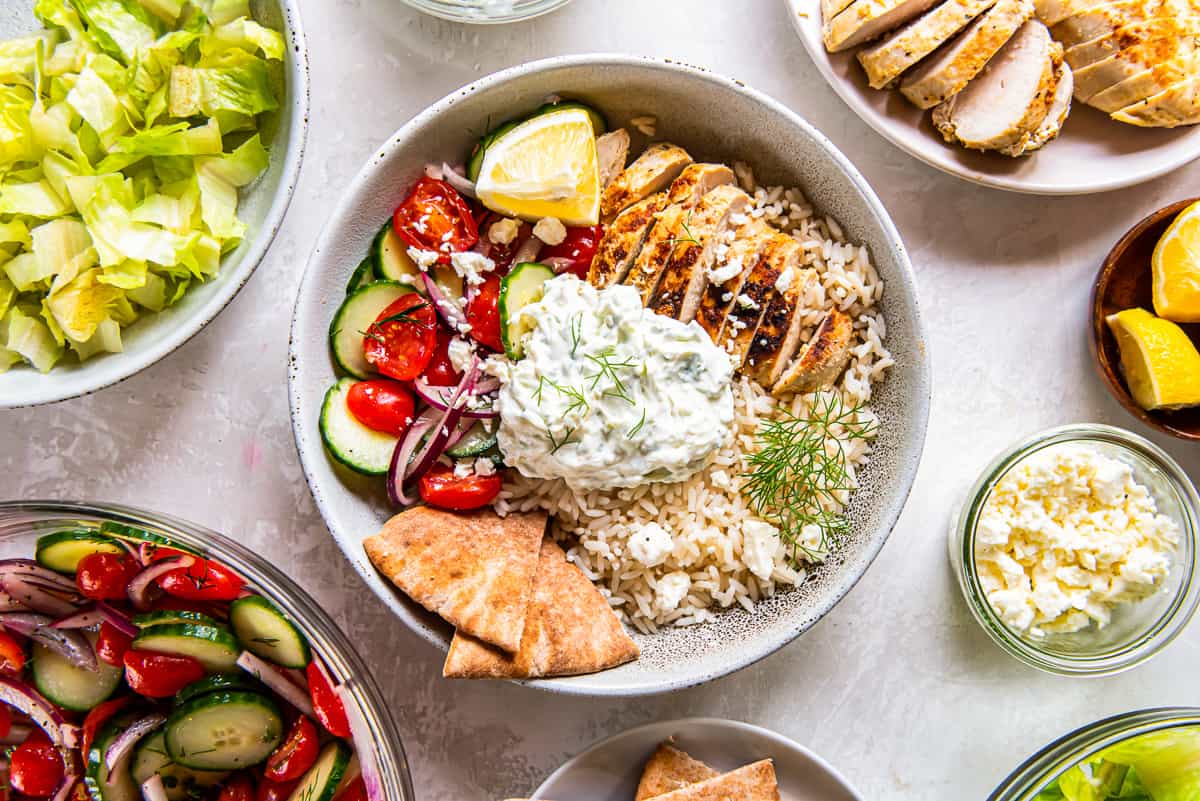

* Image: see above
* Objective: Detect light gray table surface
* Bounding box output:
[4,1,1200,799]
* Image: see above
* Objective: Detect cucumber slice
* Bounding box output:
[132,610,227,630]
[229,595,311,669]
[35,530,123,573]
[164,692,282,771]
[98,522,193,554]
[445,421,498,459]
[86,713,141,801]
[533,100,607,135]
[320,378,399,476]
[132,731,229,801]
[370,223,424,291]
[33,629,122,712]
[175,674,262,706]
[329,280,411,380]
[286,742,352,801]
[132,624,240,673]
[500,262,555,359]
[345,258,374,295]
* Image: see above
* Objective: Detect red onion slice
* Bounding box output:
[236,652,314,718]
[542,256,576,273]
[412,378,500,419]
[127,556,194,611]
[422,163,443,180]
[1,577,77,617]
[140,774,168,801]
[334,681,384,801]
[0,613,52,635]
[512,236,543,265]
[105,714,165,772]
[388,412,437,507]
[440,163,476,199]
[0,561,78,593]
[31,627,97,672]
[420,273,469,332]
[0,676,74,748]
[50,773,77,801]
[0,592,25,613]
[53,603,137,638]
[404,358,478,482]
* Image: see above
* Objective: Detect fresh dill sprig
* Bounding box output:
[585,346,638,404]
[569,312,583,358]
[741,393,877,564]
[546,426,578,454]
[535,375,590,416]
[359,299,431,345]
[666,210,699,248]
[626,408,647,439]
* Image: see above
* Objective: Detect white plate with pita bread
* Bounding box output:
[526,718,863,801]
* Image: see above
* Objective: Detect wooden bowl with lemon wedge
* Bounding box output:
[1091,198,1200,441]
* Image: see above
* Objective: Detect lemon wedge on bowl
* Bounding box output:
[1106,308,1200,411]
[1152,200,1200,323]
[475,107,600,226]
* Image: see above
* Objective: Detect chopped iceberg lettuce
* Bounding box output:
[1036,726,1200,801]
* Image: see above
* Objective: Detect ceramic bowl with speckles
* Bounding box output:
[288,55,931,696]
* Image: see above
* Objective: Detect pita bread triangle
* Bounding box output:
[636,741,719,801]
[646,760,780,801]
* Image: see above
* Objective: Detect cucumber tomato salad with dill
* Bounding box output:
[0,523,367,801]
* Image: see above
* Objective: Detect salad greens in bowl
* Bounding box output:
[0,0,309,408]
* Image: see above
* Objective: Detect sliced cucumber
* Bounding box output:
[132,610,227,630]
[532,100,607,135]
[98,522,192,554]
[132,624,240,673]
[35,530,123,573]
[478,444,505,468]
[345,258,374,295]
[132,730,229,801]
[175,673,262,706]
[445,421,498,459]
[229,595,311,669]
[286,742,352,801]
[500,262,555,359]
[329,280,411,380]
[33,629,123,712]
[164,692,282,771]
[320,378,399,476]
[370,223,424,290]
[86,713,140,801]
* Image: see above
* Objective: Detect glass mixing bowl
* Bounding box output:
[949,424,1200,676]
[0,500,414,801]
[399,0,572,23]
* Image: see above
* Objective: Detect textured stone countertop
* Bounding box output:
[4,0,1200,799]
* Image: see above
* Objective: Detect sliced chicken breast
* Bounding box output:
[716,232,790,369]
[1072,34,1197,99]
[1007,59,1074,154]
[1063,15,1200,69]
[693,223,773,344]
[650,186,752,322]
[599,143,692,224]
[773,309,855,395]
[1036,0,1110,26]
[1051,0,1184,48]
[823,0,859,25]
[623,204,690,303]
[743,242,814,387]
[859,0,998,89]
[824,0,942,52]
[665,164,737,207]
[900,0,1035,109]
[596,129,630,188]
[1112,74,1200,126]
[932,20,1061,154]
[1089,51,1200,111]
[589,193,667,289]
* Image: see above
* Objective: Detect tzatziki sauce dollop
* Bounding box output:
[492,275,734,491]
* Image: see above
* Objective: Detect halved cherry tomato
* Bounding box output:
[392,178,478,263]
[362,294,437,382]
[540,224,603,279]
[332,777,366,801]
[305,662,350,739]
[217,774,255,801]
[124,650,205,698]
[0,630,26,675]
[149,549,244,602]
[465,274,503,352]
[96,622,133,668]
[256,778,298,801]
[423,329,461,387]
[418,464,503,511]
[264,717,319,783]
[11,729,63,798]
[81,697,133,756]
[75,552,140,601]
[346,380,415,438]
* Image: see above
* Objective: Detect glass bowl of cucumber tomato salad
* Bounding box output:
[0,502,413,801]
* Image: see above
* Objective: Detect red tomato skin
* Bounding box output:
[75,553,139,601]
[418,464,503,511]
[81,697,133,757]
[392,178,478,263]
[10,729,64,798]
[346,380,415,438]
[540,225,603,279]
[124,650,206,698]
[305,663,351,739]
[362,295,438,382]
[217,775,256,801]
[0,630,26,675]
[264,717,319,783]
[331,776,367,801]
[256,778,298,801]
[423,329,461,387]
[96,622,133,668]
[465,275,503,352]
[156,559,244,602]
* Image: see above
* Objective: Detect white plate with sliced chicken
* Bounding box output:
[787,0,1200,193]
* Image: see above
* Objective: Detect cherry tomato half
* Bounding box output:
[423,329,461,387]
[332,777,366,801]
[305,662,350,739]
[540,224,603,279]
[264,717,319,783]
[346,380,415,438]
[0,629,26,675]
[124,649,206,698]
[392,177,478,263]
[75,552,140,601]
[465,274,503,352]
[217,774,256,801]
[154,553,244,602]
[81,697,133,757]
[256,778,298,801]
[362,294,437,382]
[96,622,133,668]
[11,729,64,798]
[418,464,503,511]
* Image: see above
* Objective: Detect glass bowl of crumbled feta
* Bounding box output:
[951,424,1200,676]
[399,0,572,23]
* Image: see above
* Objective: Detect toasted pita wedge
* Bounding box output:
[649,760,780,801]
[635,742,719,801]
[443,540,639,679]
[363,507,545,654]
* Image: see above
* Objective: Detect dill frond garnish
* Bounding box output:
[585,346,638,403]
[569,312,583,358]
[359,299,431,345]
[626,408,647,439]
[741,393,877,564]
[546,426,578,454]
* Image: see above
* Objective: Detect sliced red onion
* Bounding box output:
[0,561,79,592]
[542,256,576,273]
[420,273,469,332]
[236,652,314,718]
[105,714,165,772]
[1,577,77,617]
[422,163,443,180]
[388,411,437,507]
[0,676,74,748]
[140,774,168,801]
[31,627,97,672]
[53,602,137,638]
[440,163,476,198]
[50,772,77,801]
[512,236,543,265]
[405,359,478,480]
[412,378,500,420]
[334,681,384,801]
[127,555,194,611]
[110,538,141,565]
[0,613,53,635]
[0,591,26,613]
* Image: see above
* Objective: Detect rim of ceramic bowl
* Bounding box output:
[288,53,931,696]
[399,0,572,23]
[988,707,1200,801]
[1,1,311,410]
[950,424,1200,676]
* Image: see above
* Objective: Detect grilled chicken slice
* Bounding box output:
[650,186,752,322]
[1036,0,1110,25]
[596,129,630,188]
[743,241,814,387]
[1089,51,1200,110]
[599,143,692,224]
[859,0,998,89]
[589,193,667,289]
[623,204,690,303]
[1063,15,1199,69]
[693,223,773,344]
[716,230,790,369]
[824,0,942,51]
[1073,34,1197,99]
[773,309,855,395]
[1050,0,1184,48]
[823,0,859,25]
[932,21,1061,154]
[1112,74,1200,126]
[1007,59,1074,154]
[900,0,1035,108]
[665,164,737,207]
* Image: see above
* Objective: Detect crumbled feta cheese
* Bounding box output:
[655,572,691,613]
[627,522,673,568]
[447,336,476,374]
[775,267,794,294]
[453,460,473,478]
[707,257,742,286]
[630,115,657,136]
[489,218,520,245]
[736,293,758,310]
[533,217,567,246]
[742,519,781,581]
[449,251,496,286]
[408,248,440,271]
[474,458,496,477]
[721,292,733,303]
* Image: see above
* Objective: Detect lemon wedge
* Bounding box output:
[1152,200,1200,323]
[475,107,600,226]
[1106,308,1200,410]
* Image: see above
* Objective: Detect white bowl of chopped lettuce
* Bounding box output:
[0,0,308,407]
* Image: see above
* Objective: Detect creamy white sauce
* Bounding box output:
[493,275,734,491]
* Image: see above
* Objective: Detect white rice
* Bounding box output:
[497,165,893,630]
